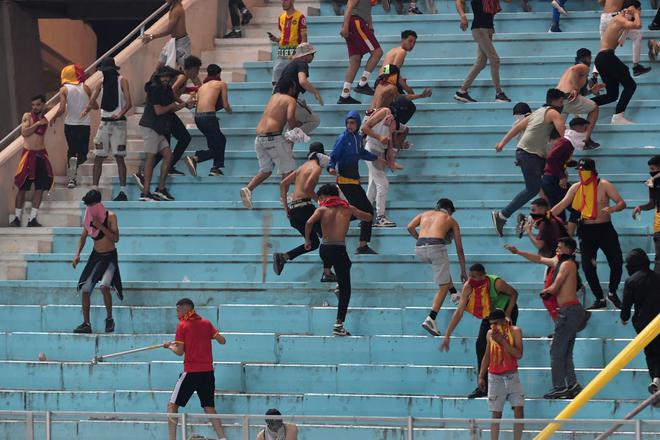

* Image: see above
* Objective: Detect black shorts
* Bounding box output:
[19,157,51,191]
[170,371,215,408]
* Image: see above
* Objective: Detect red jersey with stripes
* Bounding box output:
[488,324,519,374]
[175,312,218,372]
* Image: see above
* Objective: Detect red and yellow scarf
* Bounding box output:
[488,323,518,374]
[466,278,492,320]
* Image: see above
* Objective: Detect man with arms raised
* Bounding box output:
[407,199,467,337]
[305,184,373,336]
[240,78,301,209]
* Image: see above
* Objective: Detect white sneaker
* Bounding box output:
[421,316,441,336]
[284,127,310,144]
[240,187,253,209]
[66,157,77,179]
[649,377,660,394]
[67,177,77,189]
[611,113,635,125]
[373,215,396,227]
[450,293,461,305]
[551,0,568,15]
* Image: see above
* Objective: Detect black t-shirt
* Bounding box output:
[277,60,309,97]
[139,82,175,136]
[471,0,494,29]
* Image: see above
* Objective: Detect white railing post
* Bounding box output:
[635,419,641,440]
[242,415,249,440]
[25,411,33,440]
[180,412,187,439]
[45,411,51,440]
[407,416,414,440]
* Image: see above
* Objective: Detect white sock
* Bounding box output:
[341,81,352,98]
[15,208,22,219]
[120,186,127,193]
[358,71,372,87]
[29,208,38,221]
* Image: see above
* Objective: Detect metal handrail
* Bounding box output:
[0,1,169,152]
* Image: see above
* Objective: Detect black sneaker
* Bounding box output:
[565,383,583,399]
[454,91,477,103]
[27,218,42,227]
[332,324,351,336]
[583,138,600,150]
[356,245,378,255]
[209,167,224,176]
[491,211,506,237]
[184,156,198,177]
[133,172,145,193]
[168,167,185,176]
[515,213,526,238]
[408,5,423,14]
[273,253,286,275]
[223,29,242,38]
[105,318,115,333]
[495,92,511,103]
[632,64,651,76]
[321,272,337,282]
[543,387,568,399]
[354,84,375,96]
[139,192,156,202]
[9,217,21,227]
[649,22,660,30]
[73,322,92,334]
[241,9,253,25]
[337,96,361,105]
[577,310,591,332]
[587,299,607,310]
[113,191,128,202]
[154,187,175,201]
[467,387,487,399]
[607,292,623,309]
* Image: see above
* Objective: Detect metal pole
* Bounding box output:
[180,412,187,439]
[469,418,477,440]
[407,416,413,440]
[45,411,51,440]
[595,390,660,439]
[242,415,249,440]
[635,420,641,440]
[25,411,33,440]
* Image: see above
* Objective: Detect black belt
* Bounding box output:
[257,132,282,138]
[289,198,313,209]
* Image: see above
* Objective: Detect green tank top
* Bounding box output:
[487,274,510,310]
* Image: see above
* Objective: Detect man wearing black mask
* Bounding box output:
[633,155,660,273]
[491,88,566,237]
[620,249,660,401]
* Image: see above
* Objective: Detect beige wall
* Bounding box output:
[0,0,219,225]
[39,19,98,67]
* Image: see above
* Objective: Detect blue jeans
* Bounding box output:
[501,149,546,219]
[552,0,566,25]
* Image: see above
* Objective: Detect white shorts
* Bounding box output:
[488,371,525,412]
[94,120,128,157]
[159,35,192,67]
[140,127,170,155]
[255,134,295,175]
[563,95,597,116]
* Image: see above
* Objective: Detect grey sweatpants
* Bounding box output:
[461,28,501,91]
[550,303,585,389]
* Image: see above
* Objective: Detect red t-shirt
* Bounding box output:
[543,138,574,178]
[175,314,218,373]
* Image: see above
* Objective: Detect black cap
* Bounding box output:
[97,57,119,71]
[488,308,506,321]
[577,158,597,171]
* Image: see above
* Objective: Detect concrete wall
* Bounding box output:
[39,19,98,68]
[0,0,219,225]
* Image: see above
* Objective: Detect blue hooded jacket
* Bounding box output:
[328,110,377,180]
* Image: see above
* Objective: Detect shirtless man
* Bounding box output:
[10,95,53,228]
[592,0,643,125]
[379,30,431,98]
[505,237,589,399]
[240,78,301,209]
[73,189,122,334]
[551,158,626,310]
[407,199,468,337]
[369,64,432,110]
[556,51,604,149]
[185,64,232,177]
[142,0,190,69]
[273,142,335,281]
[305,184,373,336]
[597,0,650,77]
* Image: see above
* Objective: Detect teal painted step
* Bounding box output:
[0,359,650,398]
[113,174,650,202]
[0,280,626,308]
[227,77,660,105]
[244,54,648,82]
[192,101,660,127]
[47,226,653,255]
[306,10,659,35]
[1,332,646,369]
[0,304,636,339]
[23,252,649,283]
